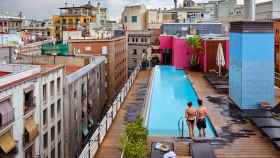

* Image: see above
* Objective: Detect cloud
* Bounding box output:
[0,0,272,20]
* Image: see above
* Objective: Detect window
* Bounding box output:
[58,120,61,135]
[50,80,55,97]
[141,38,144,42]
[57,99,61,115]
[136,38,138,42]
[51,104,55,119]
[58,141,61,158]
[24,90,35,114]
[43,109,47,125]
[51,126,55,141]
[74,91,77,98]
[133,49,137,55]
[57,77,61,94]
[25,145,33,158]
[43,132,48,149]
[132,16,137,23]
[51,148,55,158]
[124,16,127,22]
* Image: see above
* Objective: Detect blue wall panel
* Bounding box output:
[229,32,242,107]
[230,32,275,109]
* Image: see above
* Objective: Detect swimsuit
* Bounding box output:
[197,118,206,129]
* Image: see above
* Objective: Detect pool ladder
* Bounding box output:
[177,116,185,138]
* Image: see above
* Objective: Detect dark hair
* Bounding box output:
[187,102,192,107]
[197,99,203,106]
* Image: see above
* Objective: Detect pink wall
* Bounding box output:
[160,35,173,49]
[159,35,173,64]
[172,37,191,69]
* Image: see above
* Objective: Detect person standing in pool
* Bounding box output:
[197,99,208,137]
[185,102,196,138]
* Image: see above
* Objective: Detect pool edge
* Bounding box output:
[143,67,155,127]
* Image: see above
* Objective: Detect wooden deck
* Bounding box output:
[187,72,280,158]
[94,70,150,158]
[94,69,280,158]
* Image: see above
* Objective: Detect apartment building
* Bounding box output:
[69,36,128,102]
[127,30,151,72]
[0,13,23,33]
[198,0,220,22]
[53,1,108,40]
[121,5,146,31]
[0,64,40,158]
[21,19,54,38]
[39,65,64,158]
[63,56,106,157]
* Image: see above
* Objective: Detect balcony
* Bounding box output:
[23,118,39,148]
[24,96,36,115]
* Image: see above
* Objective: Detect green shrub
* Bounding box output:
[121,117,148,158]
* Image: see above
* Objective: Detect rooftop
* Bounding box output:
[0,64,63,90]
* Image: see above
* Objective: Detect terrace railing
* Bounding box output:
[78,64,141,158]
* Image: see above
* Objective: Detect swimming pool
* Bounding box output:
[146,65,216,138]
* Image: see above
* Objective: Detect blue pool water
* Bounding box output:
[147,66,216,138]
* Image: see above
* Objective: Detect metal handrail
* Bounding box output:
[78,64,141,158]
[177,116,185,138]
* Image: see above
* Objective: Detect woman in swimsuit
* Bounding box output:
[185,102,197,138]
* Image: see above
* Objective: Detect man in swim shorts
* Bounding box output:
[196,99,208,137]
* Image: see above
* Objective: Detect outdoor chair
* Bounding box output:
[150,142,174,158]
[190,143,217,158]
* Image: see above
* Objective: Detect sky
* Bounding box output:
[0,0,272,20]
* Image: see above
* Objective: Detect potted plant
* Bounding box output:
[120,116,148,158]
[186,35,203,71]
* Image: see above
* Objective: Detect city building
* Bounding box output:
[53,1,108,40]
[121,5,147,31]
[0,64,64,158]
[255,1,273,21]
[127,30,151,72]
[0,64,40,158]
[217,0,244,31]
[39,64,64,158]
[198,0,220,22]
[161,23,224,36]
[0,46,15,64]
[63,56,106,157]
[21,19,54,38]
[69,35,128,102]
[0,13,23,33]
[273,0,280,19]
[146,9,161,30]
[176,0,204,23]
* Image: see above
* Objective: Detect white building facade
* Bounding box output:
[121,5,147,31]
[0,64,41,158]
[0,64,64,158]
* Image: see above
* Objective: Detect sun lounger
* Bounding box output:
[262,128,280,141]
[150,142,174,158]
[251,118,280,128]
[242,109,273,118]
[273,141,280,149]
[190,143,217,158]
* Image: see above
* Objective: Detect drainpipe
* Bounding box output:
[244,0,256,21]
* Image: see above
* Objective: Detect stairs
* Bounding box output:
[174,140,190,157]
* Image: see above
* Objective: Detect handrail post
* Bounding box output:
[181,120,184,138]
